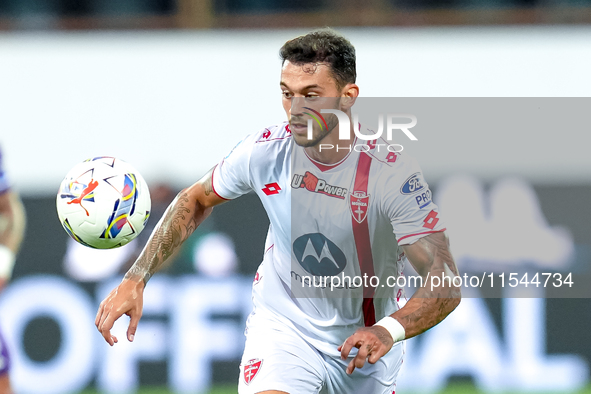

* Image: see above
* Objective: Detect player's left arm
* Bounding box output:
[0,190,26,290]
[395,231,461,334]
[339,231,461,374]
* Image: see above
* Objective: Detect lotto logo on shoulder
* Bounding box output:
[262,183,281,196]
[423,210,440,230]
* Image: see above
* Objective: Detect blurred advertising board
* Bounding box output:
[1,181,589,393]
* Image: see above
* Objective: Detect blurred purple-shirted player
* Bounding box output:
[0,146,26,394]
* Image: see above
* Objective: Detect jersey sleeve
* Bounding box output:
[211,134,256,200]
[384,157,445,245]
[0,147,10,195]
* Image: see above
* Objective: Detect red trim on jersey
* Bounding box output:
[351,152,376,327]
[211,164,231,201]
[397,229,446,243]
[255,124,291,144]
[255,136,291,144]
[264,244,274,254]
[307,158,339,172]
[303,137,356,172]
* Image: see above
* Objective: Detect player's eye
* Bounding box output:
[305,94,319,101]
[282,91,293,99]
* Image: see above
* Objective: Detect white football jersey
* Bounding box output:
[212,122,445,357]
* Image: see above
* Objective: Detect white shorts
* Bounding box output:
[238,313,404,394]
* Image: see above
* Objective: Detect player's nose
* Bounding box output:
[290,96,306,117]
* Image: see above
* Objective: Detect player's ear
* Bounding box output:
[340,83,359,111]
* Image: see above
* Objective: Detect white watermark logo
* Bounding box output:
[303,107,417,152]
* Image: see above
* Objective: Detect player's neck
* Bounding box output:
[304,122,355,165]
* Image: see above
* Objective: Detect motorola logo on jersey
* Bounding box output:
[293,233,347,276]
[401,173,425,195]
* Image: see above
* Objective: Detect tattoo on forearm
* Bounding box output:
[125,192,200,286]
[203,168,214,196]
[394,232,461,338]
[204,178,213,196]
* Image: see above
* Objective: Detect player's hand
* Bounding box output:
[302,171,318,192]
[95,277,144,346]
[338,326,394,375]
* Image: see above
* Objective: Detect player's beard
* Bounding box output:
[291,113,339,148]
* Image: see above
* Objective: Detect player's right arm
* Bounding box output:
[96,126,263,346]
[95,167,227,346]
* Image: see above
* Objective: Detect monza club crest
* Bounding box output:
[350,190,370,223]
[243,358,263,385]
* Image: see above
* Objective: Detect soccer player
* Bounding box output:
[0,146,26,394]
[96,28,461,393]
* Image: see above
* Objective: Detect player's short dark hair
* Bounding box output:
[279,28,356,90]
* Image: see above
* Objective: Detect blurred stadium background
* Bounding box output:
[1,0,591,393]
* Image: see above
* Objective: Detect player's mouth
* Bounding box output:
[290,122,307,135]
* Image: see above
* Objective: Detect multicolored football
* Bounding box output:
[56,157,151,249]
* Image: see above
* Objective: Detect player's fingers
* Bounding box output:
[95,303,104,328]
[340,335,360,360]
[355,341,371,363]
[347,355,366,375]
[101,328,115,346]
[367,346,387,364]
[127,308,142,342]
[95,294,114,325]
[98,310,121,346]
[352,342,372,371]
[354,353,367,370]
[98,320,115,346]
[347,358,356,374]
[346,337,383,373]
[97,302,115,331]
